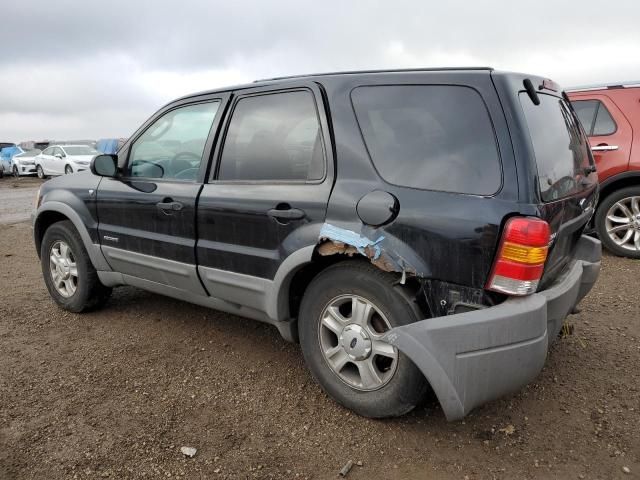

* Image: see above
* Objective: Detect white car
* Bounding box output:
[11,149,41,176]
[35,145,99,178]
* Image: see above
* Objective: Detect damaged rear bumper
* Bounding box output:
[382,235,601,421]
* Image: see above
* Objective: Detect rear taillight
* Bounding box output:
[486,217,551,296]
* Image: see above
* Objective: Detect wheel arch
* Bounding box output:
[598,171,640,204]
[34,202,111,271]
[269,246,424,343]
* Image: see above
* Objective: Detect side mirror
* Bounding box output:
[91,154,118,177]
[55,154,63,159]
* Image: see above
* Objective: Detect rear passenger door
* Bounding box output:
[572,95,632,178]
[197,84,333,308]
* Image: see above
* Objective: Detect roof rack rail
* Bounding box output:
[566,81,640,92]
[254,66,493,83]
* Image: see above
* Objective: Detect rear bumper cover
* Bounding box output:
[383,235,601,421]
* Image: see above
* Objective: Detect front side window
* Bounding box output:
[128,101,220,180]
[351,85,502,195]
[43,147,54,156]
[218,90,324,181]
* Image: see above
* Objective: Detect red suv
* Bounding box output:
[568,83,640,258]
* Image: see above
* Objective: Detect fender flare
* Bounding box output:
[34,201,111,271]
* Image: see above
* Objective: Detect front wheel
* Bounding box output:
[41,220,112,312]
[595,186,640,259]
[36,165,46,179]
[13,166,19,178]
[298,261,427,418]
[64,165,73,175]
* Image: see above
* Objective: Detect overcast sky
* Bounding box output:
[1,0,639,142]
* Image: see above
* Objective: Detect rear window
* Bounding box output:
[520,93,593,202]
[351,85,502,195]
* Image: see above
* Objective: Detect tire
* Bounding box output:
[36,165,46,179]
[13,166,19,178]
[595,186,640,259]
[298,261,427,418]
[41,220,112,312]
[65,165,73,175]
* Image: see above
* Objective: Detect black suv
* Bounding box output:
[33,68,601,420]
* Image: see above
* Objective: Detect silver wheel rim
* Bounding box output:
[37,166,43,178]
[318,294,398,391]
[605,196,640,251]
[65,166,72,174]
[49,240,78,297]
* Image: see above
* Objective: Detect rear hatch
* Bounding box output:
[518,86,598,287]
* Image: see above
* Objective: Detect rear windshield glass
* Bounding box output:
[520,93,593,202]
[351,85,502,195]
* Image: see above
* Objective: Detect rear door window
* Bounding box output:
[217,90,325,182]
[593,103,617,135]
[521,93,593,202]
[572,100,599,134]
[571,99,617,136]
[351,85,501,195]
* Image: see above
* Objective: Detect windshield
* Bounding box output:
[20,149,41,157]
[520,93,593,202]
[64,146,98,155]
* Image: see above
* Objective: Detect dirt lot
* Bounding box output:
[0,179,638,479]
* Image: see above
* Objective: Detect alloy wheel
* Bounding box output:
[49,240,78,297]
[318,294,398,391]
[605,196,640,252]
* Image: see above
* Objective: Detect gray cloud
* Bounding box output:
[1,0,639,141]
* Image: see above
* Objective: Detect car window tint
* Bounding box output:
[128,101,220,180]
[218,91,324,181]
[593,102,617,136]
[351,85,501,195]
[520,93,592,202]
[571,100,598,135]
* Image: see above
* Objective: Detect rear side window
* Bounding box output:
[218,90,325,182]
[351,85,501,195]
[521,93,592,202]
[571,99,617,136]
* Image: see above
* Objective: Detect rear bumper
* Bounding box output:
[383,235,601,421]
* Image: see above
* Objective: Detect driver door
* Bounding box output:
[96,94,229,293]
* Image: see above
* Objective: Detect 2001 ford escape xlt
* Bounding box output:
[33,68,601,420]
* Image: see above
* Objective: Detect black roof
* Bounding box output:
[175,66,494,102]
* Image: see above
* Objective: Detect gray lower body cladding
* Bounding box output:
[383,235,601,421]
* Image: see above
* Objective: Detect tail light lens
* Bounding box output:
[486,217,551,296]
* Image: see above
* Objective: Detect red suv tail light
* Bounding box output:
[486,217,551,296]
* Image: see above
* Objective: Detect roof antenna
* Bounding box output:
[523,78,540,105]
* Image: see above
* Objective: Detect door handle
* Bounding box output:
[267,206,305,220]
[156,200,183,213]
[591,145,618,152]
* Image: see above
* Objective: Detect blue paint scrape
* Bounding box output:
[319,224,384,260]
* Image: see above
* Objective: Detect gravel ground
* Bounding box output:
[0,176,42,225]
[0,188,638,479]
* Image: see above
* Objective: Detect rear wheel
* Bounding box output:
[36,165,46,179]
[595,186,640,259]
[298,261,427,418]
[41,221,112,312]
